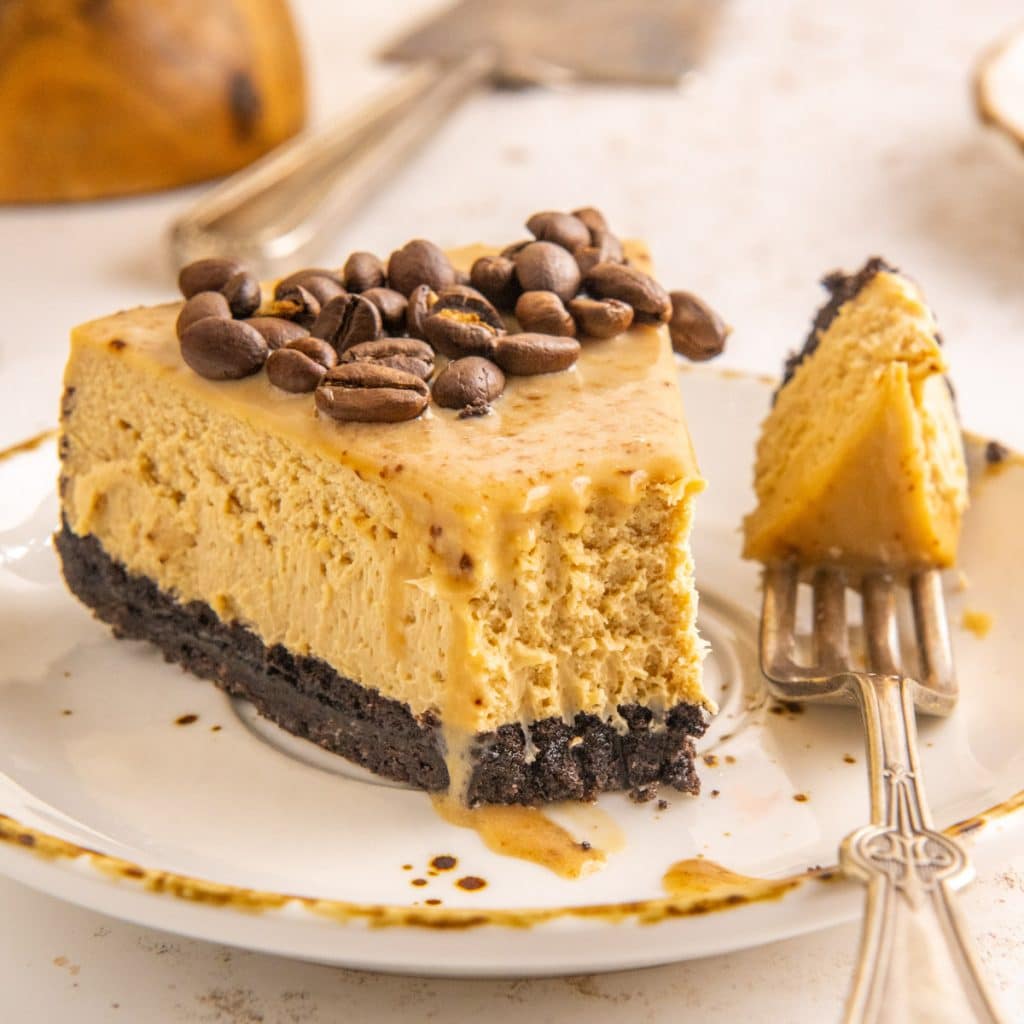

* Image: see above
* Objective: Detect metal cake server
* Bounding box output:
[168,0,721,274]
[760,565,1004,1023]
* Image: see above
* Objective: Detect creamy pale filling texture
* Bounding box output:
[743,271,967,568]
[60,244,708,743]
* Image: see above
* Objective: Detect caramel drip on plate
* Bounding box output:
[431,796,606,879]
[662,858,799,901]
[0,428,56,463]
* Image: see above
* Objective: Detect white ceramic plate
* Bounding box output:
[0,368,1021,978]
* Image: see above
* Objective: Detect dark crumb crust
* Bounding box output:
[55,524,707,805]
[778,256,896,395]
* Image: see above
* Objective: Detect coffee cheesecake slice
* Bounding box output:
[58,219,713,805]
[743,258,967,570]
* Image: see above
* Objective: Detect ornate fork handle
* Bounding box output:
[839,673,1003,1023]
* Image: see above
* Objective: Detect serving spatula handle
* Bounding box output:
[839,673,1003,1023]
[168,48,496,274]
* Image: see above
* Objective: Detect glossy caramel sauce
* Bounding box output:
[662,858,800,904]
[0,428,56,463]
[431,797,604,880]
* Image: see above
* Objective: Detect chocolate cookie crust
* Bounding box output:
[55,525,706,805]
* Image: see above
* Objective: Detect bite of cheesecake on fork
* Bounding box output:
[744,259,1003,1023]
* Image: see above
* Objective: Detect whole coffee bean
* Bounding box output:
[341,338,435,381]
[432,356,505,414]
[592,228,624,263]
[180,318,268,380]
[492,333,580,376]
[312,293,383,353]
[274,269,345,307]
[433,287,503,329]
[243,316,309,349]
[275,267,343,289]
[573,246,603,278]
[343,251,386,293]
[526,211,591,252]
[668,291,730,361]
[176,291,230,338]
[423,291,504,359]
[568,297,634,339]
[406,284,438,341]
[501,239,532,259]
[271,284,321,327]
[437,282,489,304]
[315,363,430,423]
[361,287,408,333]
[222,271,262,319]
[573,230,625,277]
[424,313,501,359]
[300,275,346,307]
[515,291,576,337]
[470,254,520,311]
[387,239,457,296]
[513,242,581,303]
[585,262,671,323]
[582,216,625,268]
[178,258,243,299]
[266,348,327,393]
[287,336,338,369]
[571,206,609,236]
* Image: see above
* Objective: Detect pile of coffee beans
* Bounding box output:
[174,208,729,423]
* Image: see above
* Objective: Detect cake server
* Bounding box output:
[759,566,1004,1023]
[168,0,721,273]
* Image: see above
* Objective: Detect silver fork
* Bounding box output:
[760,564,1004,1024]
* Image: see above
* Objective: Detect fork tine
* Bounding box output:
[910,569,957,699]
[861,573,901,676]
[761,563,799,680]
[812,568,848,673]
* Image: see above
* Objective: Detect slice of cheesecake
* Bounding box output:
[743,259,967,570]
[57,235,710,805]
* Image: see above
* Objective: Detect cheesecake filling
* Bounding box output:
[61,323,706,735]
[59,243,709,799]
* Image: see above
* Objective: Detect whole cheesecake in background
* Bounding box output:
[743,259,967,570]
[0,0,305,202]
[56,210,721,805]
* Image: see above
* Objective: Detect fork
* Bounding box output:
[760,564,1004,1023]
